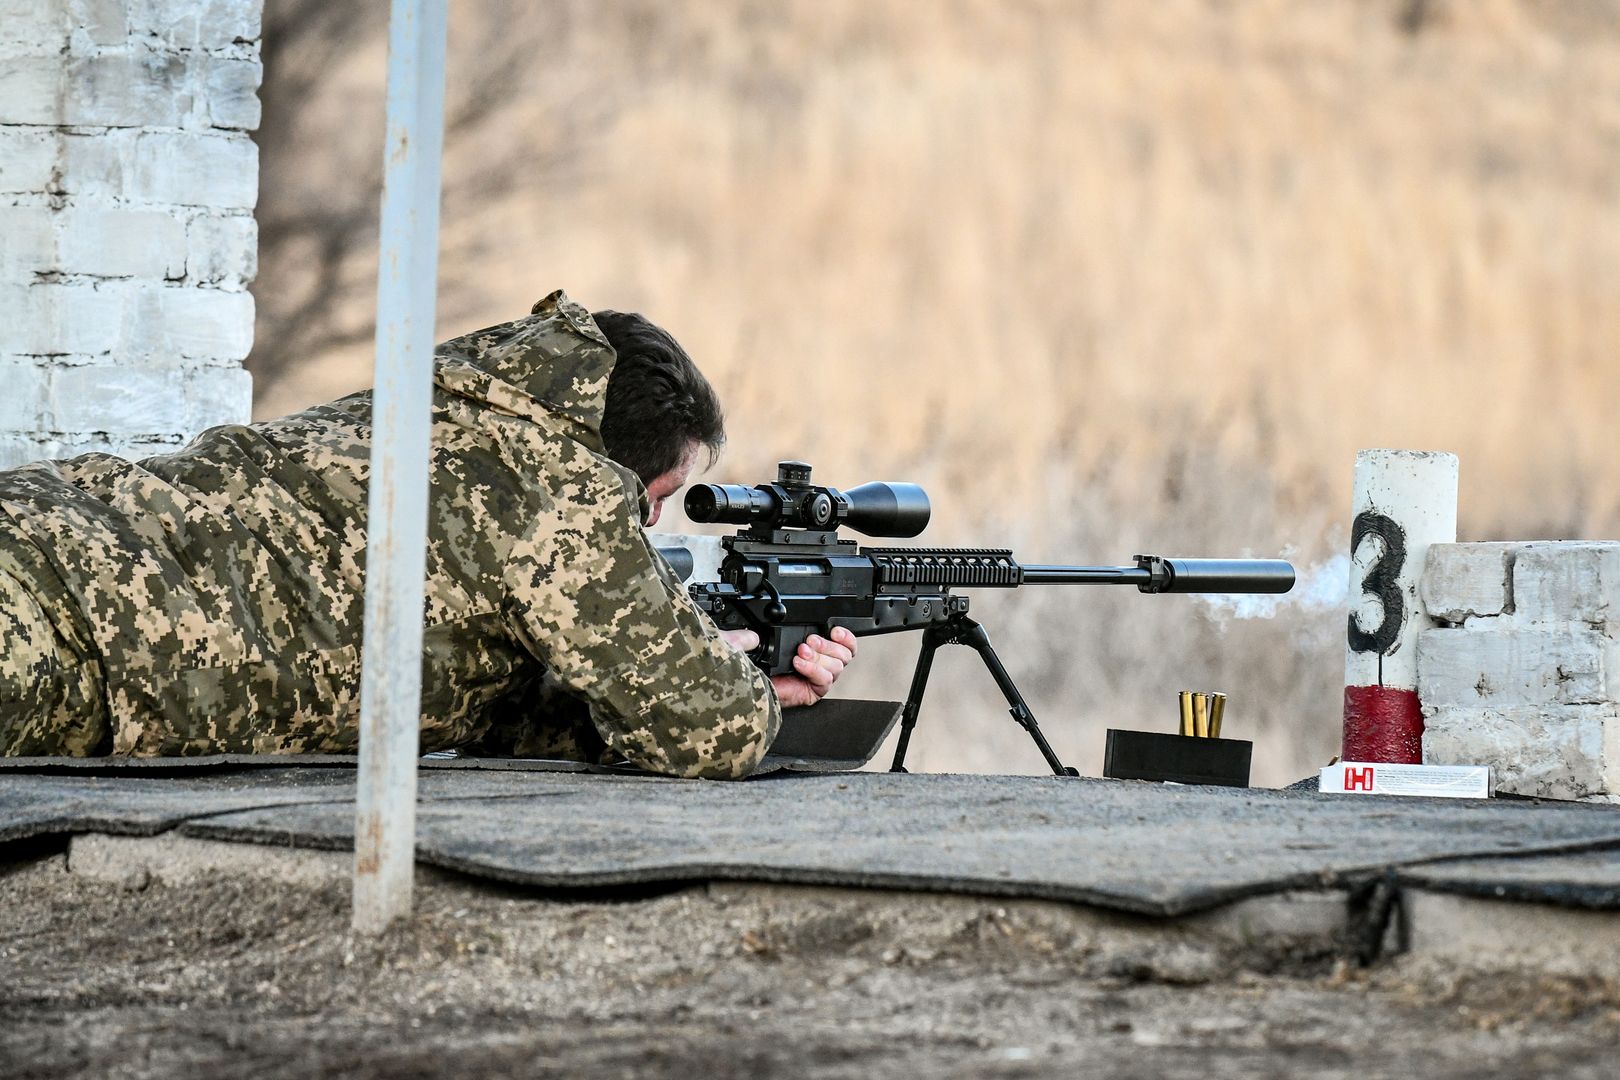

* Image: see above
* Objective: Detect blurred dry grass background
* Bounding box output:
[249,0,1620,783]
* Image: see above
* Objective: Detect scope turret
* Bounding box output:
[684,460,930,538]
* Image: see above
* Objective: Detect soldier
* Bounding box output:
[0,290,856,778]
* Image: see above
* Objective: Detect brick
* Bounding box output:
[61,131,258,206]
[1423,704,1619,801]
[68,0,130,48]
[0,282,125,355]
[129,0,262,52]
[48,360,190,433]
[1418,624,1611,708]
[0,0,71,54]
[185,213,256,285]
[200,57,263,130]
[1420,542,1518,624]
[1512,542,1620,627]
[127,285,254,360]
[76,53,195,127]
[0,206,57,278]
[0,58,65,126]
[56,130,134,200]
[57,207,187,279]
[1,54,200,128]
[0,129,61,194]
[160,287,255,360]
[0,359,46,429]
[130,131,257,208]
[186,363,252,429]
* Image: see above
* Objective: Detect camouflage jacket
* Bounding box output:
[0,291,780,778]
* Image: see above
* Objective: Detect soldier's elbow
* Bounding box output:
[687,735,770,781]
[666,693,780,780]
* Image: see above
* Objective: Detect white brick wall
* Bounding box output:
[0,0,261,468]
[1419,541,1620,801]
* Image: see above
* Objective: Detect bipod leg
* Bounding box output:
[889,621,953,773]
[955,620,1079,777]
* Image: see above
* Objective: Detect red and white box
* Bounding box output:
[1320,760,1493,799]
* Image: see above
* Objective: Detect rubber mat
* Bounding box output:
[8,767,1619,916]
[0,767,609,843]
[1396,848,1620,909]
[10,765,1620,916]
[0,700,902,778]
[0,769,358,844]
[0,754,590,777]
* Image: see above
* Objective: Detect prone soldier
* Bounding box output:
[0,290,856,778]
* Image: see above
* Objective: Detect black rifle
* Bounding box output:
[677,461,1295,776]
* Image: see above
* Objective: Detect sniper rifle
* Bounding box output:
[670,461,1295,777]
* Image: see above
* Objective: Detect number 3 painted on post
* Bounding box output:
[1347,510,1406,656]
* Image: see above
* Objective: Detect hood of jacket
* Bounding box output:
[430,289,650,519]
[432,289,615,453]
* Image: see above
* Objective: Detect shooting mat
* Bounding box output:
[6,766,1620,916]
[1395,848,1620,909]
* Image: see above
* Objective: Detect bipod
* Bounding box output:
[888,613,1079,777]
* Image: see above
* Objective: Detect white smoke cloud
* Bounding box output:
[1195,553,1350,623]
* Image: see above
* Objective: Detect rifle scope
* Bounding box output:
[685,460,930,538]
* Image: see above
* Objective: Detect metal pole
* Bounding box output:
[353,0,447,935]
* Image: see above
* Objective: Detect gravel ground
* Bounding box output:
[3,847,1619,1080]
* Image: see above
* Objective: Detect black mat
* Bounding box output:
[1397,848,1620,909]
[0,768,577,844]
[0,769,358,844]
[9,768,1620,916]
[758,699,902,772]
[0,754,589,777]
[0,700,902,778]
[65,770,1620,915]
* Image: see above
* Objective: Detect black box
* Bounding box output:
[1102,729,1252,788]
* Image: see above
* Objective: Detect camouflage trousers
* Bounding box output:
[0,565,109,756]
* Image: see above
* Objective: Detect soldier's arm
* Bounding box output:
[504,458,782,780]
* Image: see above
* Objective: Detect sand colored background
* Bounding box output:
[247,0,1620,782]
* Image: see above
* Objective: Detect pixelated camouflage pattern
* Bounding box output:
[0,291,780,779]
[0,551,107,756]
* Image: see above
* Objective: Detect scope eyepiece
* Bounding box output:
[682,483,773,523]
[684,461,930,538]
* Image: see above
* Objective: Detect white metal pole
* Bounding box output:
[353,0,447,935]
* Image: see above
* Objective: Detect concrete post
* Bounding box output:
[1343,449,1459,763]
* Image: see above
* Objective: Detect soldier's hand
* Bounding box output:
[720,628,760,652]
[770,627,857,708]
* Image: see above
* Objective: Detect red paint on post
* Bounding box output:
[1342,685,1423,764]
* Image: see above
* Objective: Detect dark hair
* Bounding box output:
[592,309,726,488]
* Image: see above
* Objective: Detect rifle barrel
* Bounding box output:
[1020,565,1153,586]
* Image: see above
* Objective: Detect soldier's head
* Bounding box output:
[593,310,726,528]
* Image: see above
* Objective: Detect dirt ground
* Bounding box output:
[3,846,1619,1080]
